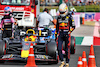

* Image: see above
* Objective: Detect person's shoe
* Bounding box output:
[59,61,65,67]
[65,63,69,67]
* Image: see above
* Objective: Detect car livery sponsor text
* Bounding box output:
[11,7,24,11]
[2,54,14,59]
[36,55,48,59]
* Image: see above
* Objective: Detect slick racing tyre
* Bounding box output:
[47,40,58,64]
[70,36,75,54]
[0,40,6,55]
[0,34,2,40]
[0,30,2,40]
[0,40,6,63]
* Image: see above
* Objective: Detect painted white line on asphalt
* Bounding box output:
[81,36,93,46]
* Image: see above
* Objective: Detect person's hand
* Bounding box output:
[14,22,17,25]
[15,18,17,21]
[68,31,71,34]
[1,28,3,31]
[70,28,74,32]
[53,19,57,25]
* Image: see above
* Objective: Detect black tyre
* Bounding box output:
[47,41,58,64]
[0,40,6,63]
[0,34,2,40]
[70,36,75,54]
[0,30,2,40]
[0,40,5,55]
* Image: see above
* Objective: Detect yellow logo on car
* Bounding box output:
[10,54,13,58]
[21,50,29,58]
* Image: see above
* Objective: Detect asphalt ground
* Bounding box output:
[71,25,94,36]
[0,46,99,67]
[0,25,97,67]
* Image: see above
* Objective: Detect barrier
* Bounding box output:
[75,12,100,22]
[93,22,100,45]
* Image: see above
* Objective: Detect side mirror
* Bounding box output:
[35,0,38,5]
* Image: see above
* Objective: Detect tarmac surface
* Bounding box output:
[0,25,99,67]
[71,25,94,36]
[0,46,99,67]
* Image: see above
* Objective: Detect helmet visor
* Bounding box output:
[4,11,10,13]
[60,12,65,14]
[4,11,10,15]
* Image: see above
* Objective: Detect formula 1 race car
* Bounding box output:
[0,27,59,64]
[0,27,75,64]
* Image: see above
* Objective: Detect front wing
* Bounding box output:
[0,54,57,62]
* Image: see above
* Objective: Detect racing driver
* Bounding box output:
[0,7,16,38]
[55,3,75,67]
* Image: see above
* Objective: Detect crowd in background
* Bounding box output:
[40,0,100,6]
[72,0,100,6]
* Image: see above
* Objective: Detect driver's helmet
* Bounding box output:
[59,3,68,17]
[4,7,11,15]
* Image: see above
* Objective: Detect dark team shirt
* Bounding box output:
[56,13,75,33]
[1,15,15,29]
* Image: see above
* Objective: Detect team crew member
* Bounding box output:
[0,7,16,38]
[36,8,56,27]
[55,3,75,67]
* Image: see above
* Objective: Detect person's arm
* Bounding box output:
[55,17,59,41]
[56,18,59,33]
[11,17,15,23]
[0,20,4,30]
[11,17,18,26]
[52,18,57,25]
[36,21,39,28]
[49,15,56,25]
[36,15,40,28]
[69,15,75,33]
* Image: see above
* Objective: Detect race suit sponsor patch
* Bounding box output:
[4,19,11,22]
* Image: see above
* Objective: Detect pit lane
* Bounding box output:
[0,25,98,67]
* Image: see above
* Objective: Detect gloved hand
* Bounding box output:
[70,28,74,32]
[68,31,71,34]
[1,28,4,31]
[68,28,74,34]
